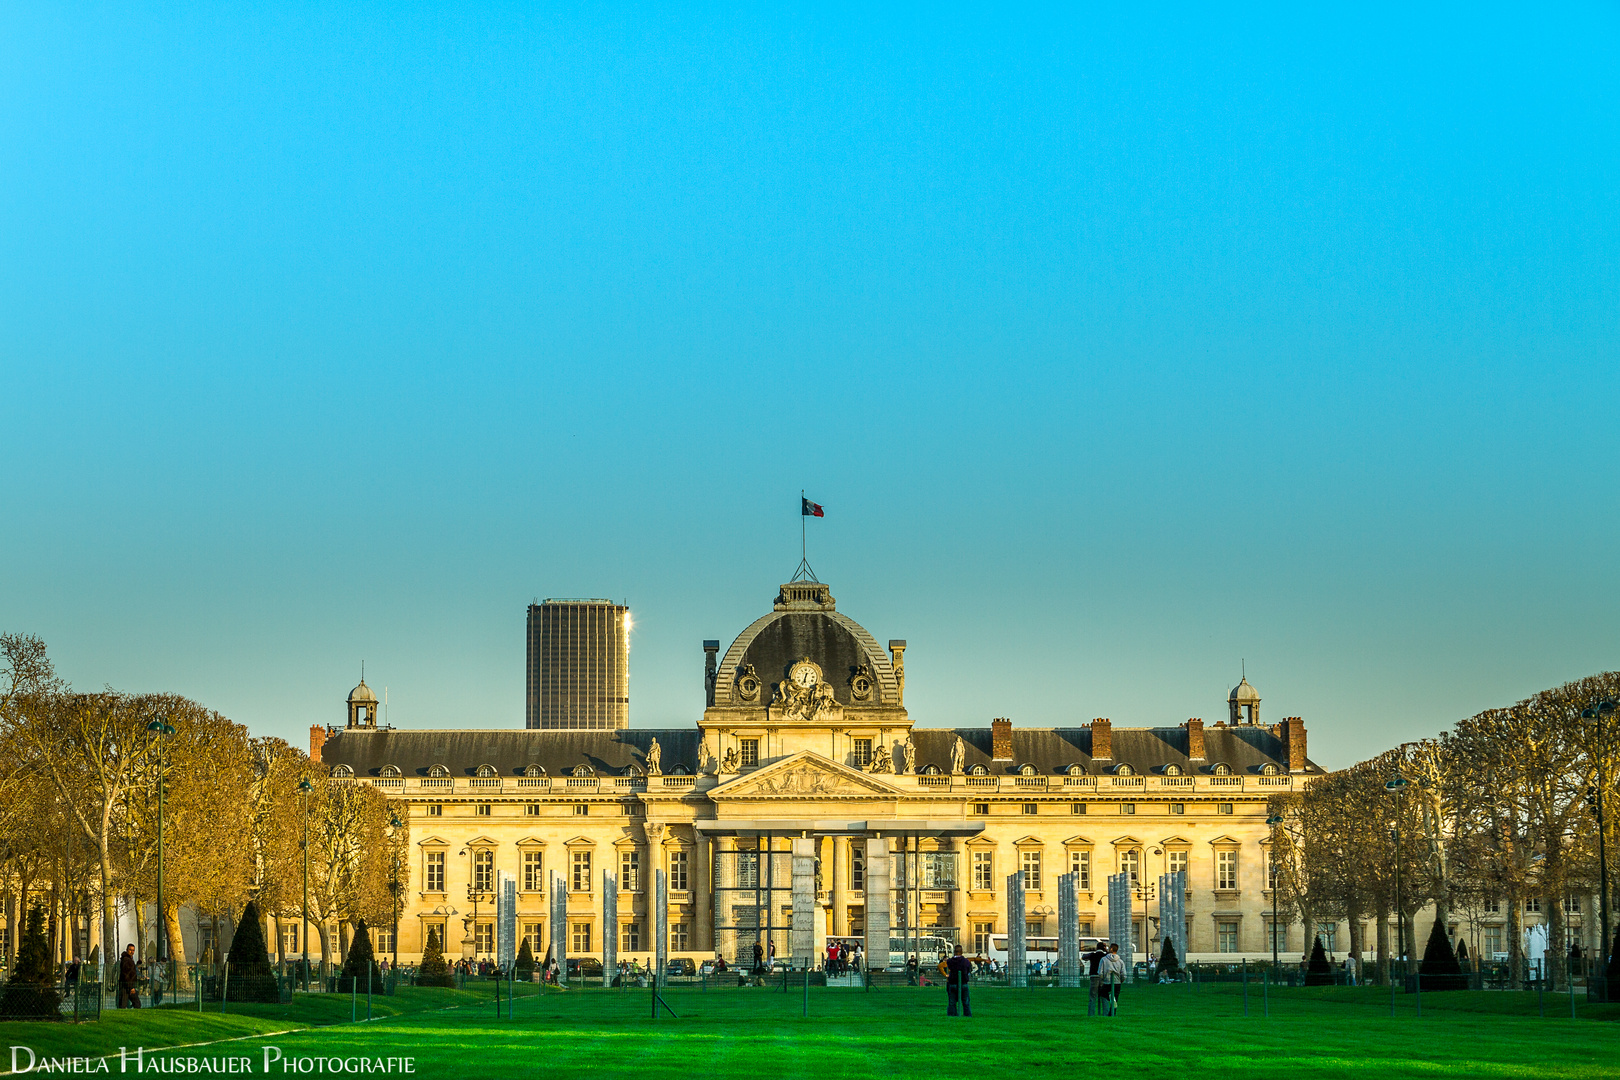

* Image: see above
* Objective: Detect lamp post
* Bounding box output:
[297,778,313,989]
[460,848,491,962]
[1582,700,1614,988]
[388,813,403,972]
[1386,774,1409,984]
[145,719,176,972]
[1266,814,1285,970]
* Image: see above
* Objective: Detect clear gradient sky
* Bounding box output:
[3,4,1617,768]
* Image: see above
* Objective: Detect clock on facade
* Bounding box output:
[789,660,820,688]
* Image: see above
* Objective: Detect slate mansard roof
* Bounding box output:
[321,727,702,778]
[909,725,1320,776]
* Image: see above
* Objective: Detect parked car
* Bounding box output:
[666,957,696,977]
[566,957,603,978]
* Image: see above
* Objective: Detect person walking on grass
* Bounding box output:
[1100,943,1127,1015]
[945,944,973,1017]
[1083,941,1109,1014]
[118,944,141,1009]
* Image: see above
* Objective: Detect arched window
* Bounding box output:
[331,764,353,778]
[475,763,497,778]
[968,763,989,776]
[670,764,689,775]
[923,764,942,776]
[379,764,401,779]
[574,764,594,778]
[524,764,545,778]
[428,763,449,779]
[1067,763,1086,776]
[1164,764,1182,777]
[1116,763,1134,776]
[1212,762,1231,776]
[1019,763,1037,776]
[1261,763,1279,776]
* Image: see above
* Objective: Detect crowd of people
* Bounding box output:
[823,939,863,974]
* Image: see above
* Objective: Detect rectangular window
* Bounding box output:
[1120,803,1135,815]
[621,922,641,951]
[1070,850,1091,891]
[1119,848,1139,885]
[475,922,494,954]
[525,804,541,816]
[621,850,641,892]
[1566,896,1583,914]
[1269,922,1286,952]
[971,803,990,816]
[574,803,590,816]
[853,738,873,767]
[1026,920,1043,938]
[571,923,592,953]
[523,850,544,892]
[670,850,689,892]
[1525,898,1541,913]
[738,850,760,888]
[473,849,494,892]
[1168,850,1188,878]
[740,739,760,766]
[1267,851,1280,890]
[973,922,994,956]
[1316,922,1337,952]
[1218,922,1239,953]
[1218,803,1234,815]
[281,924,299,953]
[476,803,492,817]
[1022,803,1038,815]
[427,804,442,817]
[671,922,689,951]
[1021,850,1041,891]
[1216,850,1238,891]
[1071,802,1086,814]
[426,851,446,892]
[522,922,543,955]
[973,850,995,891]
[1484,899,1500,914]
[1169,803,1185,815]
[572,851,592,892]
[851,845,865,891]
[1484,926,1503,956]
[374,927,395,955]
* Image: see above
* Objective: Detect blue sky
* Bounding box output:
[3,4,1617,768]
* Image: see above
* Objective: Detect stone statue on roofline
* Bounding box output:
[951,736,966,775]
[647,738,662,776]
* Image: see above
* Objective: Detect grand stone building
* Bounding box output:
[315,580,1324,966]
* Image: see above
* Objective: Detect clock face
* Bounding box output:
[791,662,818,688]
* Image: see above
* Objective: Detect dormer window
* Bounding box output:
[475,763,497,778]
[428,763,449,779]
[923,764,942,776]
[1019,763,1037,776]
[524,764,545,778]
[670,764,689,775]
[1067,764,1086,776]
[331,764,353,778]
[1115,763,1134,776]
[1261,763,1279,776]
[1212,763,1231,776]
[379,765,401,779]
[1164,764,1182,777]
[968,764,989,776]
[574,764,594,777]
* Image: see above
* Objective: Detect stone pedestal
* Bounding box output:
[864,837,891,970]
[602,870,618,979]
[791,837,817,964]
[1007,870,1026,988]
[1058,871,1079,987]
[655,869,668,982]
[550,871,568,983]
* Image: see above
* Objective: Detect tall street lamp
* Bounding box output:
[1266,814,1285,970]
[1581,699,1614,988]
[1386,774,1409,982]
[146,719,176,975]
[388,813,403,972]
[297,778,313,988]
[460,848,492,962]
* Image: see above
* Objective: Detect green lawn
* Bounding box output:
[5,981,1618,1078]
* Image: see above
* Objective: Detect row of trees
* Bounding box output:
[1267,671,1619,989]
[0,634,409,978]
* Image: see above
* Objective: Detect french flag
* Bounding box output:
[801,497,824,518]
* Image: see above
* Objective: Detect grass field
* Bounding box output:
[5,981,1617,1078]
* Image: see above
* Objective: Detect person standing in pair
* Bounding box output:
[945,944,973,1016]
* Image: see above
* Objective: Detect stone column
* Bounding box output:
[694,833,714,954]
[550,871,567,983]
[655,869,668,981]
[1007,870,1026,988]
[713,837,734,963]
[1058,871,1079,987]
[602,869,618,980]
[830,835,847,937]
[864,837,891,971]
[791,837,817,965]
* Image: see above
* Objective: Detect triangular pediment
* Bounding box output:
[1208,834,1242,846]
[1159,835,1191,847]
[712,752,897,798]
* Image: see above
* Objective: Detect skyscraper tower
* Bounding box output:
[526,599,630,729]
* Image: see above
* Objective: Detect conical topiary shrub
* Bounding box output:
[222,900,280,1003]
[1304,934,1334,986]
[417,926,455,988]
[0,905,61,1019]
[1455,938,1468,963]
[338,920,384,993]
[1156,935,1180,977]
[514,937,536,981]
[1418,920,1466,992]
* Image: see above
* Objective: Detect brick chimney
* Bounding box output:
[1185,718,1205,761]
[1283,716,1307,773]
[310,725,328,764]
[991,718,1013,761]
[1090,717,1112,761]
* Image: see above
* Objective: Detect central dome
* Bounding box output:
[712,582,900,707]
